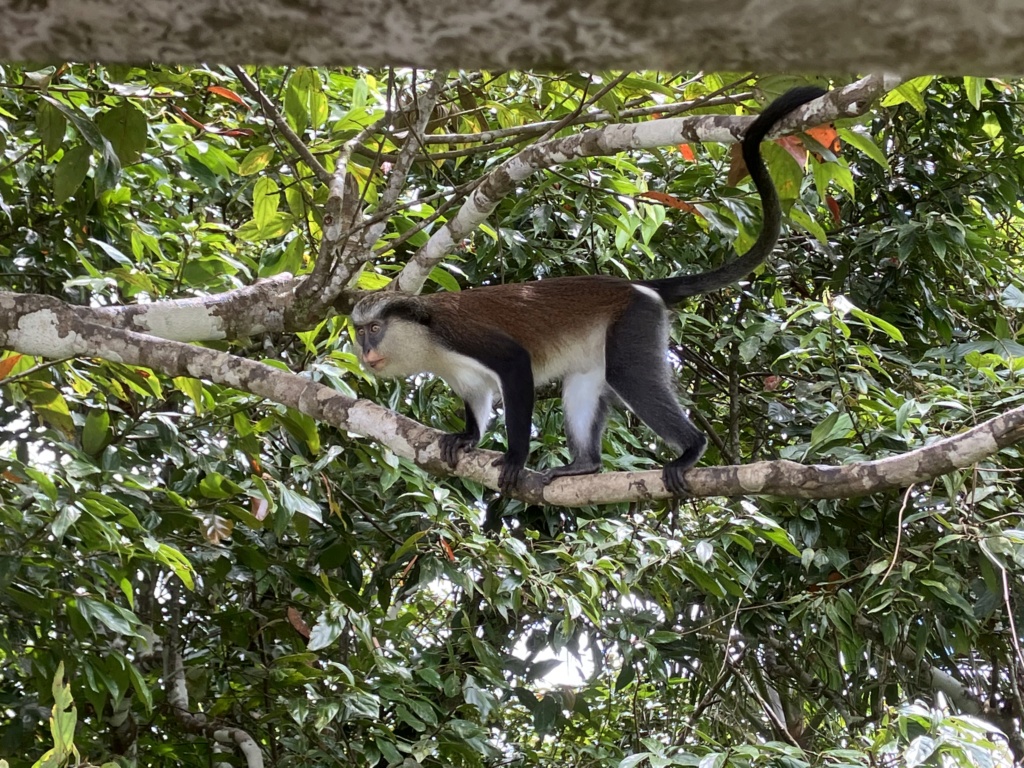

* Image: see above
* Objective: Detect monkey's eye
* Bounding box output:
[355,327,364,336]
[370,323,381,333]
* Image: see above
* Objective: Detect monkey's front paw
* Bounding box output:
[439,432,477,467]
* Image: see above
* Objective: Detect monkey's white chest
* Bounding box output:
[431,348,503,400]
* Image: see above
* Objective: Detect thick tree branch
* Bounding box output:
[89,274,299,340]
[394,73,901,293]
[3,292,1023,508]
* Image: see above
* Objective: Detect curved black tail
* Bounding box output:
[640,86,827,304]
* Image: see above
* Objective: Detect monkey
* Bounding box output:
[351,86,826,495]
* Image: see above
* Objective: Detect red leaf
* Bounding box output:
[207,85,249,108]
[171,105,208,132]
[776,135,808,167]
[826,196,842,224]
[677,143,695,161]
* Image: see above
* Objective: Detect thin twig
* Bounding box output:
[880,483,915,584]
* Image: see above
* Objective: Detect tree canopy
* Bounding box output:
[0,66,1022,767]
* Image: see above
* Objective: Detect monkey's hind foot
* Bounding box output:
[662,440,707,496]
[439,432,478,467]
[491,453,528,495]
[541,459,602,485]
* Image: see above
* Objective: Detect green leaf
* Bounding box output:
[82,408,111,456]
[53,145,92,204]
[756,524,802,557]
[837,128,890,171]
[880,76,934,113]
[96,103,148,164]
[36,100,67,158]
[1000,284,1024,309]
[308,608,345,650]
[964,76,985,110]
[618,754,652,768]
[811,412,853,448]
[77,597,141,638]
[277,482,324,524]
[239,145,275,176]
[41,94,121,187]
[789,206,827,243]
[25,467,58,502]
[253,176,281,231]
[849,307,906,343]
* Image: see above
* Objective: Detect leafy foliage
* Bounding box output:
[0,66,1021,766]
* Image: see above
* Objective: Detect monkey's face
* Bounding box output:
[351,295,434,379]
[354,320,391,375]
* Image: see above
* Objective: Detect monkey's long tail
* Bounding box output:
[639,85,827,304]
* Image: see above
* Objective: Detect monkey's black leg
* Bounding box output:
[441,329,535,493]
[542,369,609,483]
[439,403,481,467]
[493,345,535,492]
[439,391,493,467]
[606,296,708,495]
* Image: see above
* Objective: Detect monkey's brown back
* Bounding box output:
[426,276,639,378]
[428,276,632,336]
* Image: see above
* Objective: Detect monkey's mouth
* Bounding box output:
[365,356,387,371]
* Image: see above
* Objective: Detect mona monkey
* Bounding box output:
[352,87,826,495]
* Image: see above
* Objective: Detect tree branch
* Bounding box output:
[4,291,1023,508]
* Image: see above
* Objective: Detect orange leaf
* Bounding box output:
[207,85,249,108]
[806,123,841,154]
[439,537,455,562]
[826,196,842,224]
[636,191,703,218]
[0,353,23,379]
[677,143,695,161]
[2,470,21,483]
